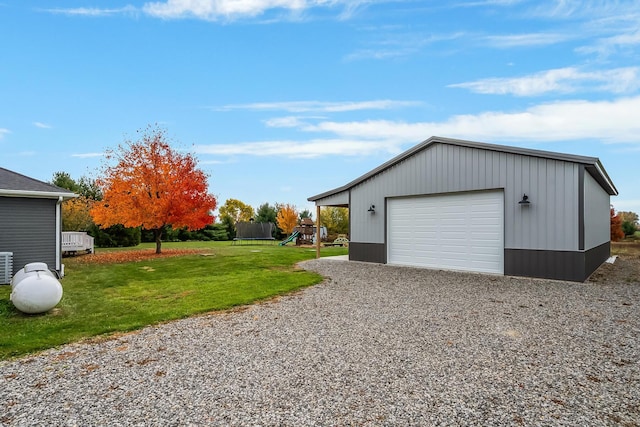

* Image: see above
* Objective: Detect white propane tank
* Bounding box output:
[10,262,63,314]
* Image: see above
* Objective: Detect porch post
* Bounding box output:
[316,205,321,259]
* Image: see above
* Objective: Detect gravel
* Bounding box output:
[1,258,639,426]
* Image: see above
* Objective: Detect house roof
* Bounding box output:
[0,167,77,199]
[308,136,618,202]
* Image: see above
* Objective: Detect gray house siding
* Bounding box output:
[0,197,58,275]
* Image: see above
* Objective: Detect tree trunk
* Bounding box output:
[154,228,163,254]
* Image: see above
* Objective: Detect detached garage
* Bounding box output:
[309,136,618,282]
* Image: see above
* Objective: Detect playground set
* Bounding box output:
[233,220,343,247]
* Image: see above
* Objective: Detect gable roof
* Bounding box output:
[0,167,77,199]
[309,136,618,202]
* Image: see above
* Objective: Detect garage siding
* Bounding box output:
[387,191,504,274]
[314,190,349,207]
[583,171,611,251]
[350,143,579,252]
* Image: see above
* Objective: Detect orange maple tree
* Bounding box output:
[611,207,624,242]
[276,204,299,236]
[91,126,217,254]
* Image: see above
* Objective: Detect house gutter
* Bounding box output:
[0,189,77,199]
[56,196,63,275]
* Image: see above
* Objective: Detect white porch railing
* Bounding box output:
[62,232,94,254]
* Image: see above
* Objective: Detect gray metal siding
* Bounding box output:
[350,242,385,263]
[0,197,58,275]
[584,241,610,279]
[583,171,610,250]
[504,248,585,281]
[315,190,349,207]
[350,143,579,251]
[505,241,610,282]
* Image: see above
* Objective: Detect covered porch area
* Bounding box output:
[310,190,350,259]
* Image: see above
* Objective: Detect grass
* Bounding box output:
[0,241,347,360]
[611,241,640,256]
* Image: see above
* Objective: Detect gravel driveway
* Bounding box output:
[1,258,639,426]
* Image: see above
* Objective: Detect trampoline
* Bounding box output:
[232,222,276,245]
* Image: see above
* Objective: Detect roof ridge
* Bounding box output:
[308,136,617,201]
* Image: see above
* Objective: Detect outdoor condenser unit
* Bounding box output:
[0,252,12,285]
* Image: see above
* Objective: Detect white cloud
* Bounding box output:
[484,32,571,48]
[539,0,640,19]
[198,96,640,160]
[33,122,52,129]
[199,159,229,164]
[71,152,105,158]
[264,116,311,128]
[0,128,9,139]
[454,0,523,6]
[344,30,466,62]
[217,100,421,112]
[41,6,137,16]
[578,29,640,57]
[449,66,640,96]
[194,139,403,158]
[42,0,373,21]
[344,48,415,61]
[142,0,336,20]
[304,96,640,143]
[302,120,428,141]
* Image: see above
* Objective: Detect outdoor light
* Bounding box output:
[367,204,376,214]
[519,194,530,206]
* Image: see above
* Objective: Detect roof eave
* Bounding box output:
[588,161,618,196]
[308,136,618,201]
[0,189,78,200]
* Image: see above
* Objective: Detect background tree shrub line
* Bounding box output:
[51,125,350,248]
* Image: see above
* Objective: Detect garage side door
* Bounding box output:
[387,191,504,274]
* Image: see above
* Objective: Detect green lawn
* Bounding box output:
[0,242,347,360]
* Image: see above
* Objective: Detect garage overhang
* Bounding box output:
[309,189,349,207]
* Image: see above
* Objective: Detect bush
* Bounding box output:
[622,221,637,237]
[140,224,230,242]
[90,224,141,247]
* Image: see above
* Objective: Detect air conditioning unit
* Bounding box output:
[0,252,13,285]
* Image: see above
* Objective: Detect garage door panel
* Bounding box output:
[388,191,504,274]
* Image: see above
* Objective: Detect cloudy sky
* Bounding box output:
[1,0,639,214]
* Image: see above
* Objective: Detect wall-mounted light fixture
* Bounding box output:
[518,194,530,206]
[367,204,376,214]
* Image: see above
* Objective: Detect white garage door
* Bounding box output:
[387,191,504,274]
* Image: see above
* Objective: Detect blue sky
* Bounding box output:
[1,0,639,216]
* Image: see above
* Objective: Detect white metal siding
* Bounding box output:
[584,171,610,250]
[388,191,504,274]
